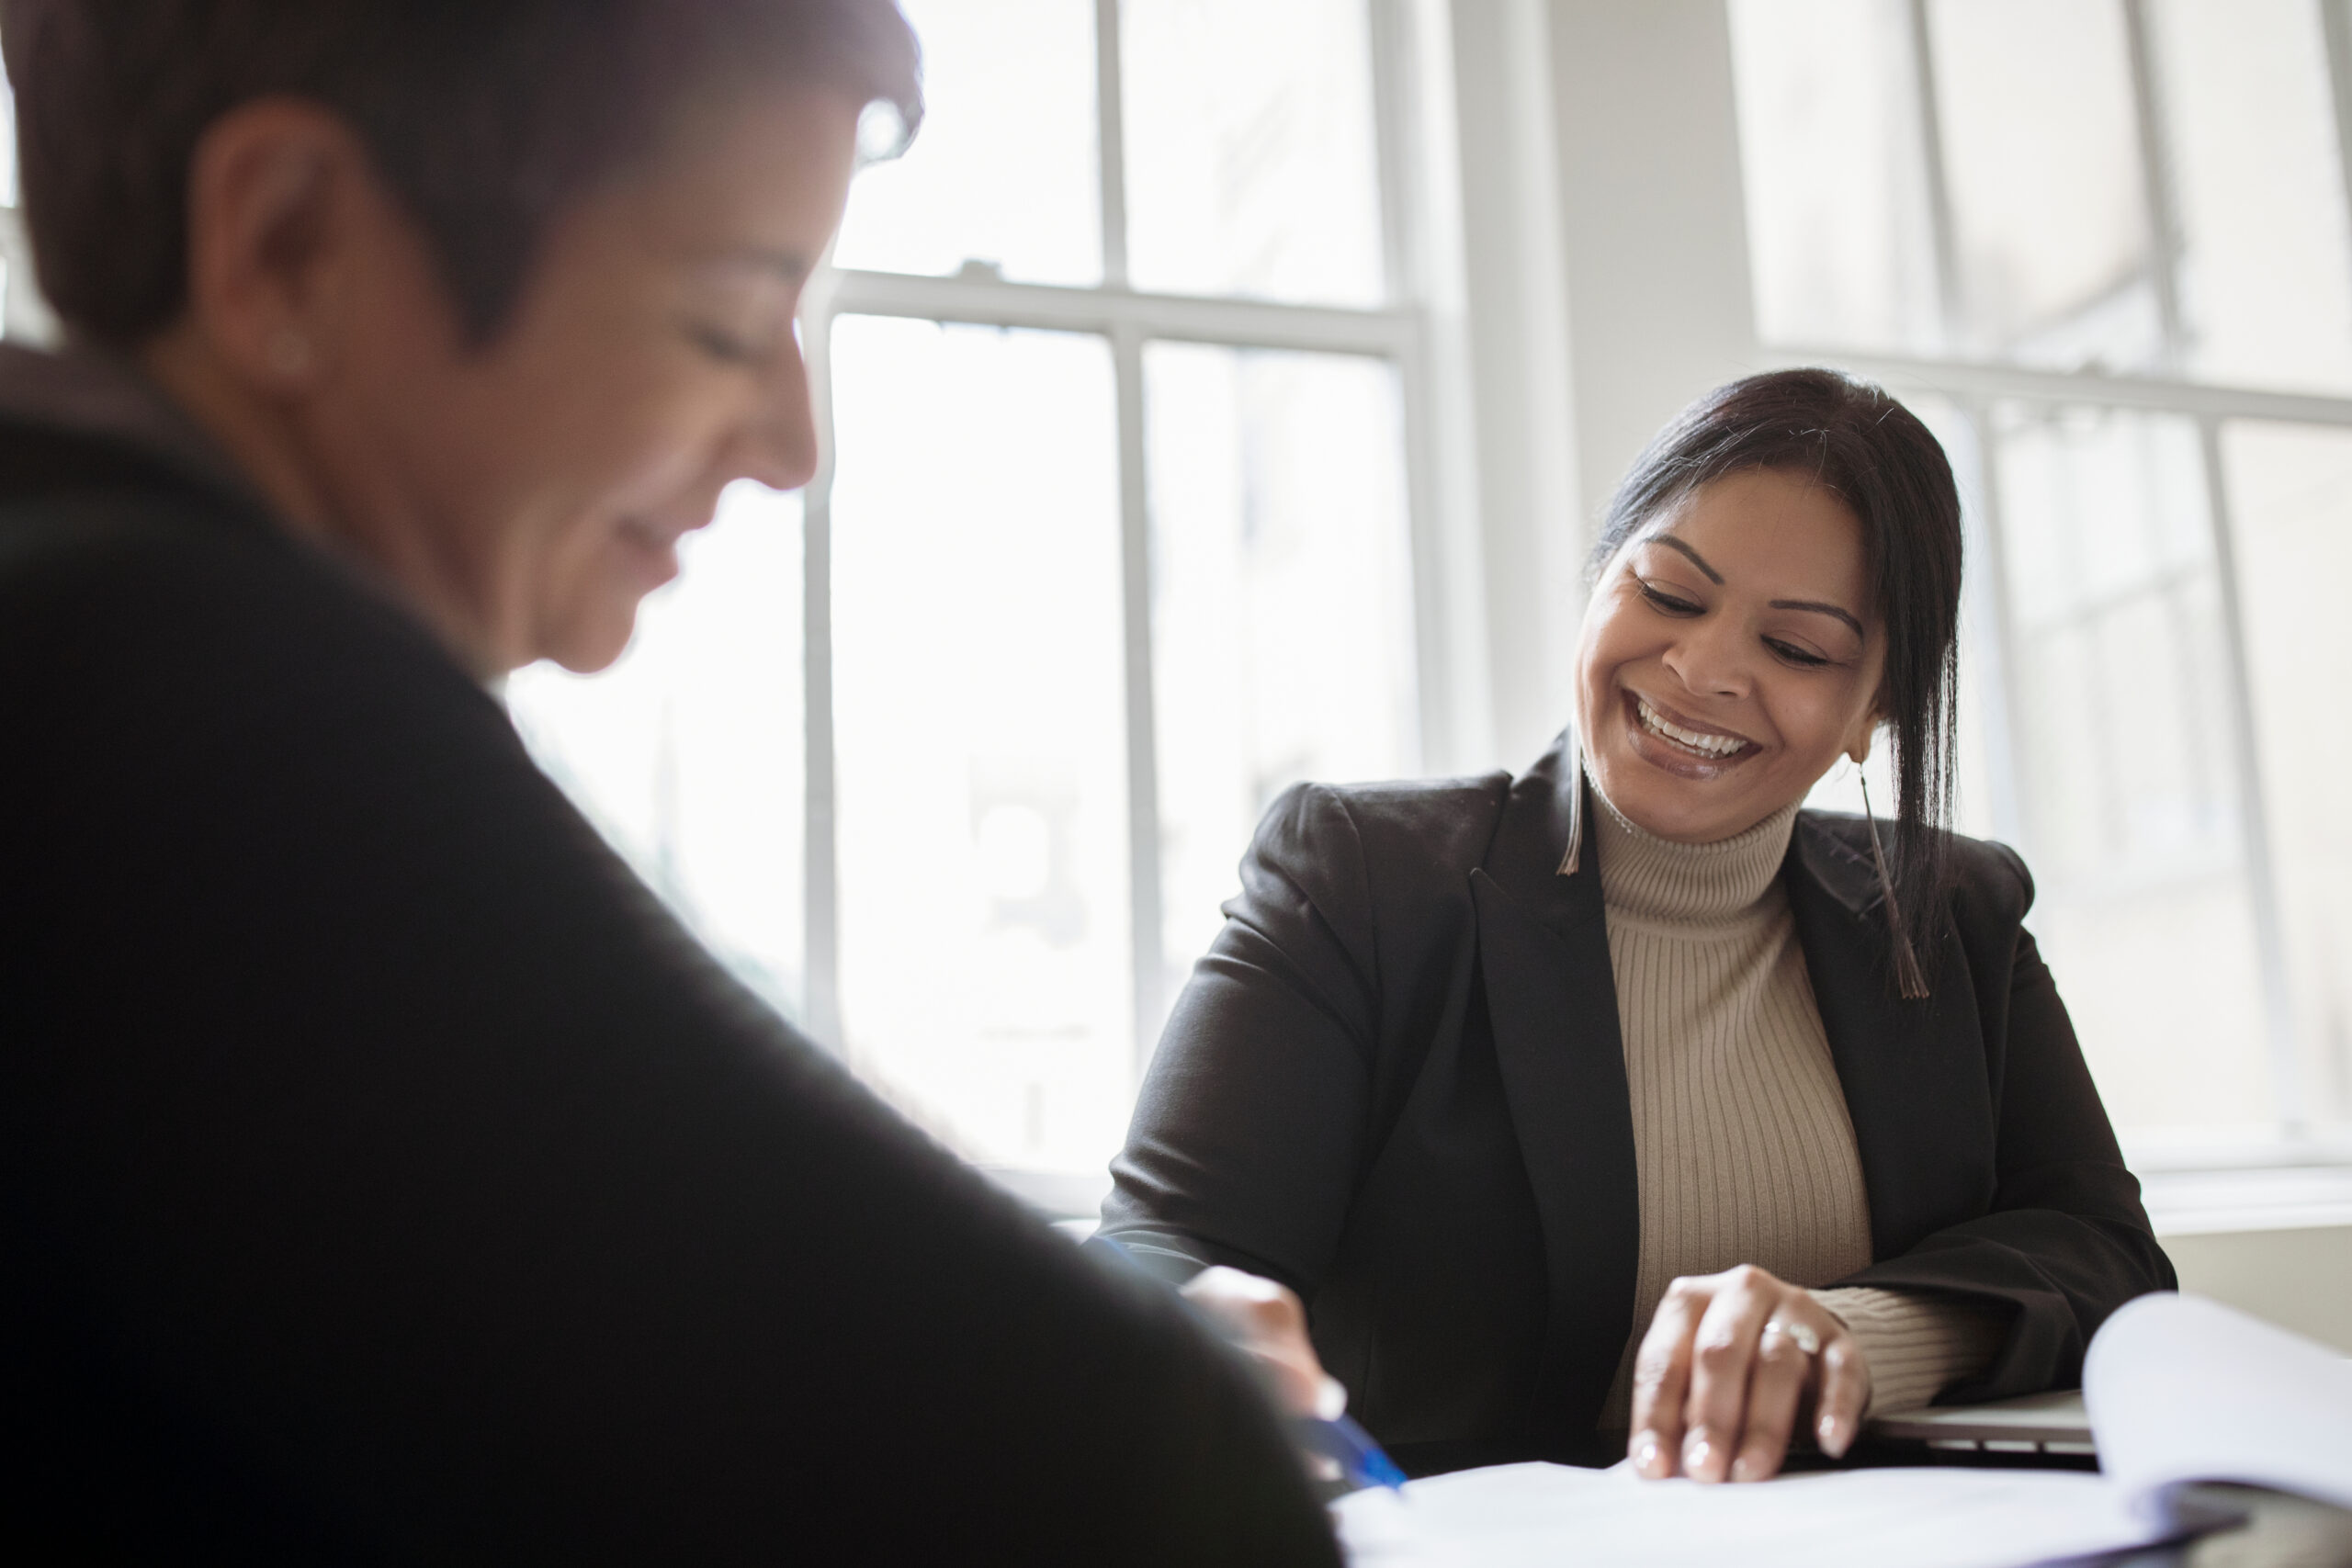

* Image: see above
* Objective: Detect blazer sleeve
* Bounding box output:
[1102,783,1387,1297]
[0,498,1338,1565]
[1833,847,2177,1400]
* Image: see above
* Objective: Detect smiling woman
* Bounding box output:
[0,1,1339,1561]
[1103,367,2174,1485]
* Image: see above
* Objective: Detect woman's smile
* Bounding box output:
[1625,689,1758,771]
[614,511,707,592]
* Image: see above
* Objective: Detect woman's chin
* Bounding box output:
[538,601,643,674]
[1590,742,1776,844]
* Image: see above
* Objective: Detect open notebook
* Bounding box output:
[1333,1294,2351,1568]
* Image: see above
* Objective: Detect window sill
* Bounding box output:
[2132,1145,2352,1237]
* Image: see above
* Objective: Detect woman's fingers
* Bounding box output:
[1679,1267,1778,1482]
[1813,1323,1873,1459]
[1628,1267,1879,1483]
[1180,1266,1336,1417]
[1730,1314,1818,1482]
[1627,1282,1703,1477]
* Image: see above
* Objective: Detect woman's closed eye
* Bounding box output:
[682,319,782,367]
[1762,637,1834,669]
[1638,580,1704,615]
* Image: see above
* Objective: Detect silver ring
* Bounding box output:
[1765,1318,1822,1357]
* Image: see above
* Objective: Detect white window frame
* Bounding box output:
[795,0,1556,1079]
[1756,0,2352,1148]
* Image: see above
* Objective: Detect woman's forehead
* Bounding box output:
[1634,472,1874,614]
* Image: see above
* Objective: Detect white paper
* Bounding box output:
[1332,1461,2165,1568]
[2086,1292,2352,1515]
[1334,1295,2352,1567]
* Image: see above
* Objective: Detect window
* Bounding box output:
[1730,0,2352,1146]
[516,0,1452,1177]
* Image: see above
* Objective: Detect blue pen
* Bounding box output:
[1298,1411,1408,1494]
[1082,1234,1407,1493]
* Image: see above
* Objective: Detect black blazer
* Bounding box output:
[1102,736,2174,1476]
[0,345,1336,1562]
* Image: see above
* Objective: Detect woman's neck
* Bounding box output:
[1588,774,1801,925]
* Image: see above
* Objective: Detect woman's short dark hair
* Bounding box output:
[1589,367,1964,989]
[1,0,922,349]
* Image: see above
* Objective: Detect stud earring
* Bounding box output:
[1859,773,1929,1000]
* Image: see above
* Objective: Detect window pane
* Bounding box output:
[1728,0,1940,354]
[1122,0,1385,306]
[829,317,1132,1173]
[1147,344,1418,984]
[2148,0,2352,395]
[831,0,1101,287]
[1928,0,2162,369]
[1990,403,2272,1132]
[506,482,807,1019]
[2222,420,2352,1129]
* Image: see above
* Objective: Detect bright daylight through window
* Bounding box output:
[511,0,1430,1179]
[1733,0,2352,1151]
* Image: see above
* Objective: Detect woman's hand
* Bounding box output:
[1181,1266,1348,1420]
[1627,1265,1870,1483]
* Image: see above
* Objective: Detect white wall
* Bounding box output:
[1544,0,1760,527]
[2159,1225,2352,1352]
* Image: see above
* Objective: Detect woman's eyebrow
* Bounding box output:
[1645,533,1724,583]
[699,247,818,284]
[1770,599,1865,637]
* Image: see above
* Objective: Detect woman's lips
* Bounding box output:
[1621,689,1758,775]
[616,517,685,591]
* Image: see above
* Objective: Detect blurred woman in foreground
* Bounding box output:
[0,2,1332,1560]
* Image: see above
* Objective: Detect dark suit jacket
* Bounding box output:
[0,344,1337,1563]
[1102,737,2175,1476]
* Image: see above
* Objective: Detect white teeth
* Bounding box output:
[1635,695,1746,758]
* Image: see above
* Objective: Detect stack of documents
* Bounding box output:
[1333,1294,2352,1567]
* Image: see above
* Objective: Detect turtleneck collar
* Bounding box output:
[1590,775,1801,926]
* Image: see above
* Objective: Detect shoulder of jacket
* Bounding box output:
[0,476,466,704]
[1797,809,2035,919]
[1270,770,1513,856]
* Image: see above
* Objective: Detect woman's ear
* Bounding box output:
[1843,702,1883,766]
[175,98,383,394]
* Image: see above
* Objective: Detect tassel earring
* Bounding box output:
[1556,724,1585,875]
[1860,773,1929,1000]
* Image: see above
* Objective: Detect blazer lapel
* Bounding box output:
[1784,817,1996,1258]
[1471,739,1639,1436]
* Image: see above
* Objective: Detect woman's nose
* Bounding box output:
[733,324,820,492]
[1662,616,1751,700]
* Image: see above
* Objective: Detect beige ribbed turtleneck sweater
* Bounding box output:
[1590,784,2006,1429]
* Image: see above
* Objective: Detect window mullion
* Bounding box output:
[1954,398,2028,851]
[1366,0,1464,773]
[1110,321,1166,1080]
[2195,416,2304,1134]
[1905,0,1968,355]
[2120,0,2189,367]
[2324,0,2352,278]
[1095,0,1131,288]
[802,297,844,1055]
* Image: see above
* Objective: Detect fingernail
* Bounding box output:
[1732,1455,1760,1483]
[1818,1415,1847,1458]
[1315,1375,1348,1421]
[1683,1432,1714,1480]
[1634,1433,1662,1475]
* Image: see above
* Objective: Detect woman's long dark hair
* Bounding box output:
[1589,367,1964,992]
